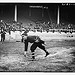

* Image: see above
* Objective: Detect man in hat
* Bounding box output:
[22,30,49,59]
[0,27,6,43]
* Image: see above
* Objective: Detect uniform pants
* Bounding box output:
[30,42,47,53]
[24,41,48,59]
[30,42,48,59]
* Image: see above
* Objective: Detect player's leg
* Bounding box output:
[21,37,23,42]
[37,43,49,57]
[3,35,5,42]
[30,43,37,59]
[24,40,28,56]
[1,35,3,43]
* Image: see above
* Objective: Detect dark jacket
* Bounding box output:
[24,36,45,51]
[1,31,6,37]
[25,36,44,44]
[22,31,45,51]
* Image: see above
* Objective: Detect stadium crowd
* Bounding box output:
[0,19,75,34]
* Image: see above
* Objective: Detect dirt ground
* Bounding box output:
[0,40,75,72]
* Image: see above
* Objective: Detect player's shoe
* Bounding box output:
[32,52,35,59]
[45,52,49,57]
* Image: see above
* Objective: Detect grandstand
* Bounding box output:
[0,4,75,41]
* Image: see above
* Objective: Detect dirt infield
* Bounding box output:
[0,40,75,72]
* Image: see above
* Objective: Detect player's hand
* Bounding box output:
[22,36,27,40]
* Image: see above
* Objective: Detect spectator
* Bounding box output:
[0,27,6,43]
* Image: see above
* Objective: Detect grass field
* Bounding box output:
[0,40,75,72]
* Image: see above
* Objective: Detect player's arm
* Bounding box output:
[40,39,47,46]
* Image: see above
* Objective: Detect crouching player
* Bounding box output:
[22,31,49,60]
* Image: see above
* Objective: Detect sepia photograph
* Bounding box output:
[0,2,75,72]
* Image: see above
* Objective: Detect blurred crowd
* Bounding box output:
[0,19,75,34]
